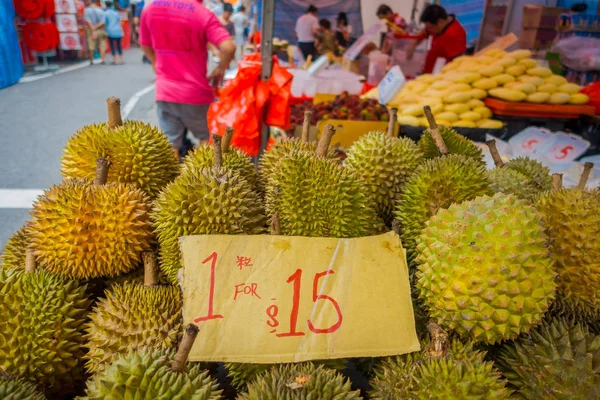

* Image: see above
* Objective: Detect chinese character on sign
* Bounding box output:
[236,256,253,270]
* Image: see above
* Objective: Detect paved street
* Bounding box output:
[0,48,159,250]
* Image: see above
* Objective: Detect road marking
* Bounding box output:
[19,59,102,83]
[0,189,44,209]
[122,84,156,119]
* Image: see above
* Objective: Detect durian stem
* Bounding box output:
[106,97,123,128]
[213,134,223,168]
[486,139,505,168]
[387,108,398,138]
[426,321,448,358]
[25,248,35,273]
[270,214,281,235]
[94,158,110,186]
[301,111,312,143]
[316,124,335,157]
[552,173,563,191]
[423,106,448,156]
[171,324,199,373]
[392,220,401,236]
[577,162,594,190]
[222,127,234,154]
[142,251,158,287]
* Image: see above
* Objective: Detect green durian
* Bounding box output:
[497,318,600,399]
[345,129,424,224]
[61,98,179,198]
[370,336,511,399]
[84,253,182,373]
[265,126,379,237]
[536,188,600,320]
[225,359,347,391]
[238,362,361,400]
[395,154,492,260]
[487,167,540,201]
[153,137,266,284]
[0,267,90,395]
[0,375,46,400]
[80,347,222,399]
[0,226,27,269]
[418,125,484,161]
[416,193,557,344]
[506,156,552,192]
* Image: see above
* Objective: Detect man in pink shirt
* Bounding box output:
[139,0,236,157]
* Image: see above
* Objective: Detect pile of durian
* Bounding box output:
[1,98,599,400]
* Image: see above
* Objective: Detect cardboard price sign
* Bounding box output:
[181,232,420,363]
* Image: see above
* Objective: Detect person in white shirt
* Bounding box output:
[295,5,319,59]
[230,5,249,60]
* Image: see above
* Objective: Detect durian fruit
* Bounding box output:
[238,362,361,400]
[225,358,348,392]
[370,324,511,399]
[506,156,552,192]
[61,97,179,198]
[81,325,223,399]
[535,172,600,320]
[416,193,557,344]
[84,252,182,373]
[345,108,424,224]
[497,318,600,399]
[418,124,484,162]
[0,375,46,400]
[153,135,266,284]
[0,250,90,395]
[395,108,492,260]
[485,139,540,201]
[27,159,153,279]
[0,226,27,269]
[182,126,260,193]
[265,124,379,237]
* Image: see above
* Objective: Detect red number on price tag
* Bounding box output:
[194,252,224,323]
[552,145,574,160]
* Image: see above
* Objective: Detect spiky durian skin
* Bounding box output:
[238,363,361,400]
[84,282,182,373]
[61,121,179,198]
[0,269,90,394]
[418,126,484,161]
[0,375,46,400]
[507,157,552,192]
[487,167,540,201]
[0,227,27,269]
[370,339,511,399]
[265,150,378,237]
[345,132,424,224]
[395,154,492,260]
[225,359,348,391]
[497,318,600,399]
[416,193,557,344]
[80,347,223,399]
[27,178,153,279]
[152,167,266,284]
[182,144,260,193]
[535,189,600,320]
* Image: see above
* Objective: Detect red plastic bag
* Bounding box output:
[581,82,600,114]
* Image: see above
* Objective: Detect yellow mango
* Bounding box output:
[548,92,570,104]
[526,92,551,103]
[512,83,536,95]
[519,59,537,69]
[509,49,532,60]
[445,103,470,114]
[475,56,495,65]
[569,93,589,105]
[477,119,504,129]
[544,75,567,86]
[527,67,553,78]
[429,103,445,114]
[470,88,488,100]
[519,75,545,86]
[497,57,517,67]
[397,115,420,126]
[537,83,558,94]
[460,63,483,73]
[559,83,581,94]
[492,74,516,85]
[444,91,473,104]
[442,63,459,72]
[454,120,477,128]
[504,82,519,90]
[450,72,482,84]
[473,106,493,119]
[401,105,425,117]
[436,111,459,122]
[417,118,428,126]
[483,49,503,57]
[489,88,527,102]
[472,78,498,90]
[448,83,472,92]
[505,65,527,77]
[430,80,452,90]
[404,81,429,93]
[467,99,485,109]
[459,111,482,121]
[479,65,504,77]
[416,74,436,83]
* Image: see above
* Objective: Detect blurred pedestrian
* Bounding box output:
[139,0,236,158]
[210,0,225,16]
[335,12,352,48]
[84,0,107,64]
[317,19,336,55]
[230,5,248,60]
[132,0,150,63]
[295,5,318,60]
[219,3,235,37]
[376,4,408,55]
[104,1,124,64]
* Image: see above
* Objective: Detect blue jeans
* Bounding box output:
[108,37,122,56]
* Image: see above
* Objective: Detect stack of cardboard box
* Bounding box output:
[520,5,570,50]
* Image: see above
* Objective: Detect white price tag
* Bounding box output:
[377,66,406,105]
[344,22,386,61]
[307,55,329,77]
[544,132,590,163]
[508,127,554,157]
